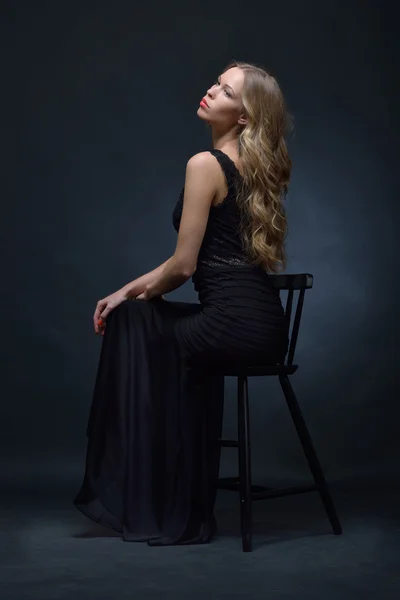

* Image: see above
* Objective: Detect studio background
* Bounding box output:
[1,0,397,498]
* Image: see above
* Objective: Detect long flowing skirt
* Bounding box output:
[74,297,225,546]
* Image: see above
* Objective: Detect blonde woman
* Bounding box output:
[74,60,292,546]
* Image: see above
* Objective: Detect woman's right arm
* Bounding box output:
[94,257,173,335]
[121,257,173,299]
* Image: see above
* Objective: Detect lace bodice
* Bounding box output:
[172,149,253,271]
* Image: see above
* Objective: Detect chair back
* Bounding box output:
[268,273,314,366]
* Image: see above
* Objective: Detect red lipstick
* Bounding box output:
[200,98,209,108]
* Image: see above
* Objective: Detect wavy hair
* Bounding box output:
[222,60,293,273]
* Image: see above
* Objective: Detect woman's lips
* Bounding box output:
[200,99,209,108]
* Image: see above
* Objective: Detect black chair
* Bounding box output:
[214,273,343,552]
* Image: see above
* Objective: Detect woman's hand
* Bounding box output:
[93,288,129,336]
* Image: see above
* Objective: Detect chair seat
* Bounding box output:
[208,363,298,377]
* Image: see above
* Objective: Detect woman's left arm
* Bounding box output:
[141,152,217,300]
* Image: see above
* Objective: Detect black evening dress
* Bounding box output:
[73,148,289,546]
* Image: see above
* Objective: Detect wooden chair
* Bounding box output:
[215,273,343,551]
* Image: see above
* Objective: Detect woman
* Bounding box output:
[74,60,292,546]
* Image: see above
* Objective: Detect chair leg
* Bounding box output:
[237,376,253,551]
[279,374,343,535]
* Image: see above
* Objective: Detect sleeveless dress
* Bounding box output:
[73,148,289,546]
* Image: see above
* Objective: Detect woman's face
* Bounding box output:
[197,66,245,129]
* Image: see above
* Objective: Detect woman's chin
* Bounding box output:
[196,107,209,122]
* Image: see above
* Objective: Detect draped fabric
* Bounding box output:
[74,148,288,545]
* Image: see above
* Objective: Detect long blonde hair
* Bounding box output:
[222,60,293,273]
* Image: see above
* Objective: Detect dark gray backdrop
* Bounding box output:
[1,0,397,493]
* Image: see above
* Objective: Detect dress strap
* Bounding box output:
[208,148,241,192]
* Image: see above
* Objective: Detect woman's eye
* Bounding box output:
[214,81,231,97]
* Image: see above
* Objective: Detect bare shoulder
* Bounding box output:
[186,151,220,176]
[185,152,220,200]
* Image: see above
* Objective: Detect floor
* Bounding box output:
[1,480,399,599]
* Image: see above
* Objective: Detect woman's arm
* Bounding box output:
[144,255,193,298]
[121,257,173,299]
[145,153,217,299]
